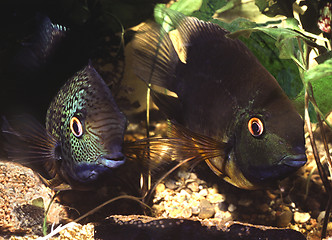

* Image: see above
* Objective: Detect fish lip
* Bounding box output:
[279,154,307,168]
[98,153,126,168]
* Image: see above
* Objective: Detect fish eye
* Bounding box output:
[248,117,264,137]
[70,116,83,137]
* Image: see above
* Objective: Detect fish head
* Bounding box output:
[224,91,307,189]
[47,64,127,188]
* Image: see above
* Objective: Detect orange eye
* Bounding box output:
[248,117,264,137]
[70,116,83,137]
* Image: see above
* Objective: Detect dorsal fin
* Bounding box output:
[132,21,180,92]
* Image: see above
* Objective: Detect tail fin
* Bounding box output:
[132,22,180,93]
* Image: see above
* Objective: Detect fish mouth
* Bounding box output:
[279,154,307,168]
[97,152,126,168]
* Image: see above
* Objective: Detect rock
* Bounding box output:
[276,209,293,227]
[215,210,232,221]
[165,179,178,190]
[187,182,199,192]
[207,193,226,204]
[189,173,198,180]
[181,207,193,218]
[317,211,326,224]
[228,204,237,213]
[95,216,307,240]
[198,189,208,197]
[208,187,218,195]
[198,200,215,219]
[155,183,165,194]
[327,222,332,232]
[294,212,311,224]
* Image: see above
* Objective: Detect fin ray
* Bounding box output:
[132,22,179,92]
[2,115,59,181]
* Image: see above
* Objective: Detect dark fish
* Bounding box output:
[1,16,127,190]
[2,63,127,190]
[132,10,307,189]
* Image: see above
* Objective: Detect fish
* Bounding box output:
[131,10,307,189]
[1,16,127,191]
[2,63,127,191]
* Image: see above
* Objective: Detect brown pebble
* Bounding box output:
[198,200,215,219]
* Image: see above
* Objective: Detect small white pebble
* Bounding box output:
[228,204,237,212]
[294,212,311,223]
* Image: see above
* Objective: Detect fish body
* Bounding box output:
[2,64,127,190]
[1,16,127,190]
[132,10,307,189]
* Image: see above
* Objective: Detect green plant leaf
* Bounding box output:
[170,0,203,16]
[304,59,332,117]
[192,0,228,21]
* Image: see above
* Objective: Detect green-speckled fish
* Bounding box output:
[2,63,127,190]
[132,10,307,189]
[1,16,127,191]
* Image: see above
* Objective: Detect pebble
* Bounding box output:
[155,183,166,194]
[228,204,237,213]
[208,187,218,195]
[317,211,326,224]
[198,189,208,197]
[327,222,332,232]
[215,211,232,221]
[165,179,178,190]
[181,207,193,218]
[207,193,226,204]
[189,173,198,180]
[276,209,293,227]
[294,212,311,224]
[198,200,215,219]
[191,205,200,215]
[187,182,199,192]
